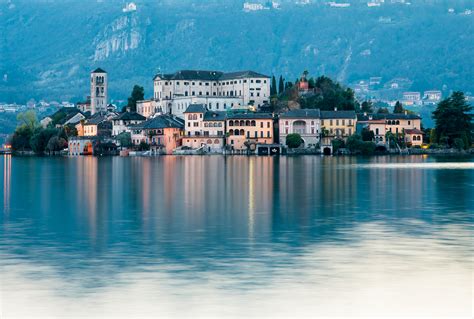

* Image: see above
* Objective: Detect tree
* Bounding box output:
[429,128,438,144]
[286,133,303,148]
[360,101,373,113]
[393,101,404,114]
[361,127,375,141]
[346,134,375,155]
[127,85,145,112]
[377,107,389,114]
[17,110,39,131]
[331,138,345,154]
[278,76,284,95]
[308,77,315,89]
[346,134,362,153]
[453,138,464,150]
[30,128,58,154]
[137,141,150,151]
[299,76,357,111]
[116,132,132,148]
[46,136,67,154]
[10,125,33,151]
[432,91,472,148]
[270,75,277,96]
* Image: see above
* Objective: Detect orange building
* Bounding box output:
[129,114,184,154]
[226,113,274,152]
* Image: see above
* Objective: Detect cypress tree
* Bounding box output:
[270,75,277,96]
[278,75,284,94]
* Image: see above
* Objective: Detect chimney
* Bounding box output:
[363,112,367,117]
[334,107,338,111]
[404,110,407,115]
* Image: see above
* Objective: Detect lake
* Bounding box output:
[1,155,473,318]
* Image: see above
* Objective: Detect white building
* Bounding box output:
[90,68,108,115]
[423,90,442,102]
[279,109,321,148]
[402,91,421,106]
[327,2,351,8]
[165,96,244,119]
[153,70,270,118]
[123,2,137,13]
[111,112,146,136]
[243,2,265,11]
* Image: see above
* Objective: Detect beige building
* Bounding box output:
[136,99,160,118]
[279,109,321,148]
[358,112,422,145]
[226,113,274,152]
[404,129,424,146]
[182,104,226,153]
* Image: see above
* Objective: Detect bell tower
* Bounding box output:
[90,68,108,115]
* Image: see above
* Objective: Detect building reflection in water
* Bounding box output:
[3,155,12,215]
[76,157,99,243]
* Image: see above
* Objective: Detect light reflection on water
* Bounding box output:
[1,155,473,317]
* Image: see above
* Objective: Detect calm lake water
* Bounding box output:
[1,155,473,318]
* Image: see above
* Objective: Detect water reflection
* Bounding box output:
[2,154,11,214]
[1,155,473,317]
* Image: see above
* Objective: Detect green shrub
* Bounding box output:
[453,138,464,150]
[286,133,303,149]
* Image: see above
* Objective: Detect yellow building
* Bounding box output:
[226,113,274,152]
[319,110,357,154]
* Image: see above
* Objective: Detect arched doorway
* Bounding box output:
[323,147,331,155]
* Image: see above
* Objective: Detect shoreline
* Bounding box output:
[8,149,474,158]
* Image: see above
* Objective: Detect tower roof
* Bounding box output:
[92,68,107,74]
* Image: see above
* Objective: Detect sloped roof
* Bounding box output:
[357,113,421,121]
[280,109,320,119]
[130,115,184,130]
[59,111,85,125]
[92,68,107,74]
[219,70,270,80]
[184,104,207,113]
[321,110,357,119]
[113,112,146,121]
[85,113,107,125]
[153,70,270,81]
[203,111,226,121]
[227,112,273,119]
[405,128,424,135]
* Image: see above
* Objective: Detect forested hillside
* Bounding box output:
[0,0,472,103]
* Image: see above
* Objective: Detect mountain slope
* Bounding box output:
[0,0,472,103]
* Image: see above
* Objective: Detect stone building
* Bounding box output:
[90,68,108,114]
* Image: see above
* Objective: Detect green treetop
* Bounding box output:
[432,91,472,148]
[126,85,145,113]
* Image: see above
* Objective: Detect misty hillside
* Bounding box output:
[0,0,473,104]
